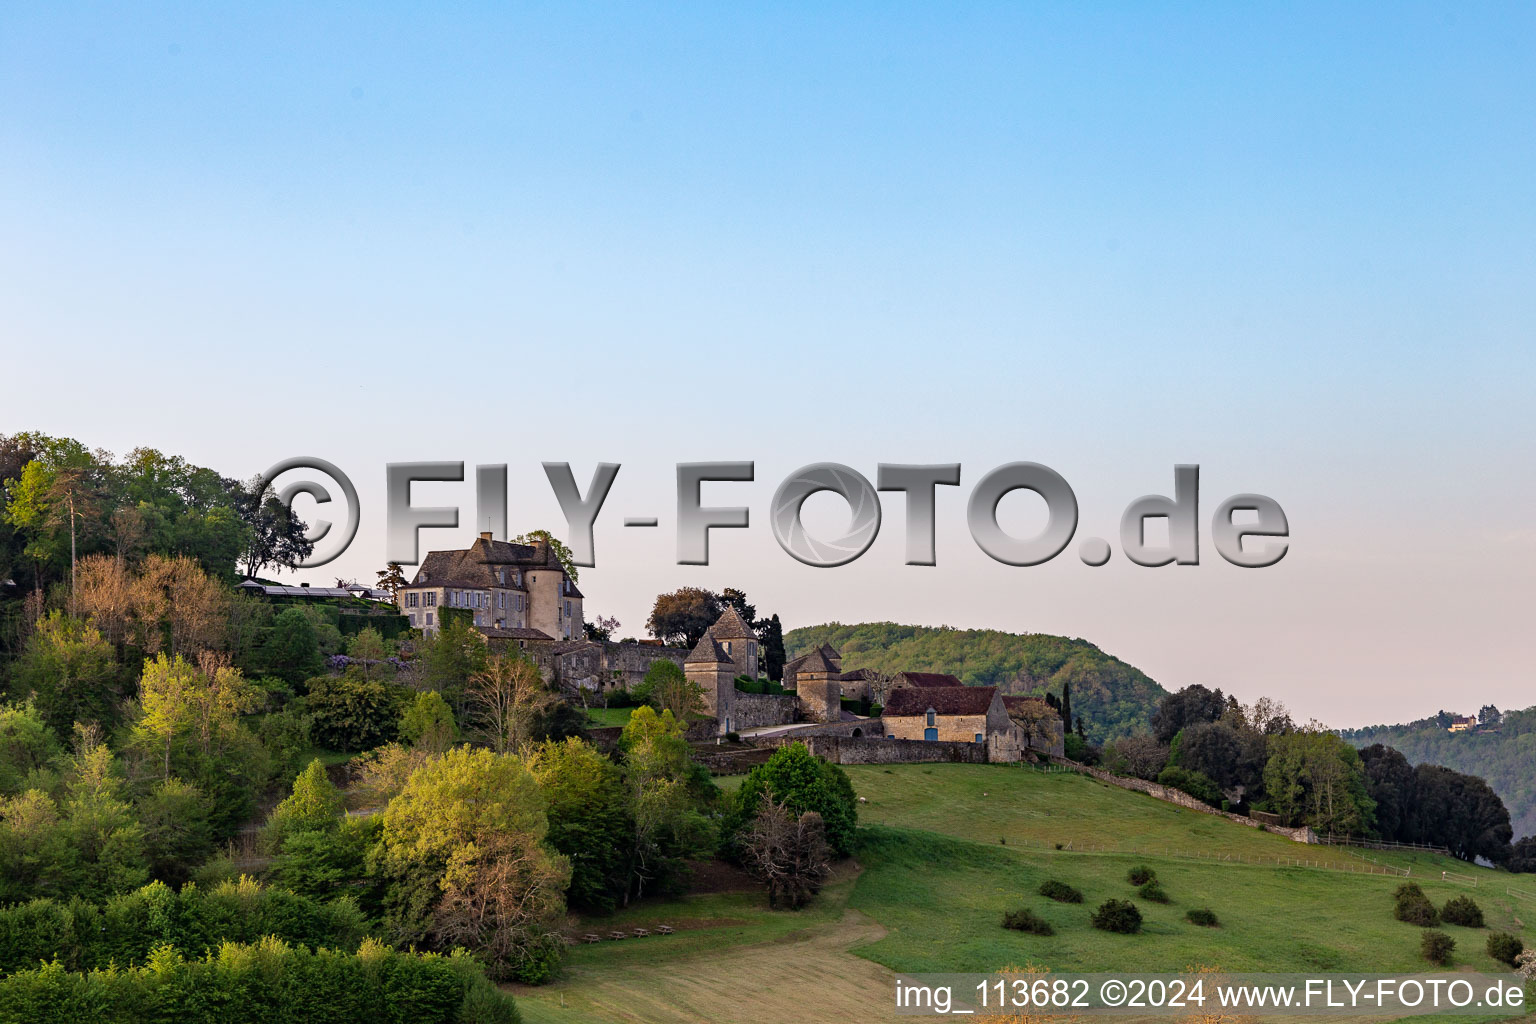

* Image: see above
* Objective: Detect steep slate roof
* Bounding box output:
[894,671,965,688]
[794,648,839,675]
[885,685,999,717]
[706,605,758,640]
[839,667,880,681]
[685,635,734,665]
[407,535,578,591]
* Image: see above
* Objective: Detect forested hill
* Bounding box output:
[784,622,1166,742]
[1343,706,1536,843]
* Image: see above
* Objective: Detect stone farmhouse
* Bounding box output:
[882,685,1024,761]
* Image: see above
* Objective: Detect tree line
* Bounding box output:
[1093,684,1528,867]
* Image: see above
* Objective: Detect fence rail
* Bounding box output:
[1508,886,1536,902]
[1440,870,1478,887]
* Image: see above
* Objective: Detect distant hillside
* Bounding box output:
[1344,705,1536,843]
[784,622,1167,742]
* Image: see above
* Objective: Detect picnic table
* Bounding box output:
[609,931,628,940]
[632,928,650,938]
[655,924,674,935]
[582,933,602,944]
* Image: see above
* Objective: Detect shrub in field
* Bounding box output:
[1001,908,1054,935]
[1486,932,1523,967]
[1137,881,1170,904]
[1440,896,1484,928]
[1186,908,1219,927]
[1038,880,1083,904]
[1421,929,1455,966]
[1127,865,1156,886]
[1393,883,1440,927]
[1091,899,1143,934]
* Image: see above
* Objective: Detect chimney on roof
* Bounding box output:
[479,531,493,541]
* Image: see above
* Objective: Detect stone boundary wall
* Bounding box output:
[803,735,988,765]
[732,693,798,730]
[602,642,688,690]
[1055,758,1319,844]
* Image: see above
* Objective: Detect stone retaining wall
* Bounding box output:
[1057,759,1319,843]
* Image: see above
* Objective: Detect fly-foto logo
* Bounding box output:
[261,459,1288,571]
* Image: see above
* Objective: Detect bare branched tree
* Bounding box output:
[741,792,831,909]
[466,654,556,753]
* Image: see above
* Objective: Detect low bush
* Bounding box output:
[1002,908,1054,935]
[1440,896,1484,928]
[1421,929,1456,966]
[1393,883,1440,927]
[1038,880,1083,904]
[1137,881,1170,904]
[1186,908,1219,927]
[1127,865,1156,886]
[1091,899,1143,934]
[1486,932,1524,967]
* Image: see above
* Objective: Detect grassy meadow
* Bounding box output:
[515,763,1536,1024]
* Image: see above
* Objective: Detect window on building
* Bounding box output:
[926,709,936,727]
[975,733,983,743]
[425,612,434,626]
[426,592,436,607]
[497,569,505,585]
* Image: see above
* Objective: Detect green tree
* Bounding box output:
[305,674,403,752]
[726,742,857,858]
[0,700,64,795]
[376,561,408,597]
[399,690,458,753]
[346,626,389,678]
[760,613,787,682]
[1263,729,1376,836]
[646,587,723,647]
[137,777,214,887]
[416,615,489,719]
[370,746,571,982]
[268,759,345,841]
[526,737,634,913]
[8,611,122,739]
[230,475,314,580]
[58,734,149,900]
[511,529,578,583]
[619,707,717,900]
[262,608,324,685]
[631,659,705,719]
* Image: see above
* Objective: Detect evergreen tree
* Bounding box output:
[762,614,787,682]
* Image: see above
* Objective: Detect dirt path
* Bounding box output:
[513,909,899,1024]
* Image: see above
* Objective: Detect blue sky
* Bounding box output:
[3,4,1533,726]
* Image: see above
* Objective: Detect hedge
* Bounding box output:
[0,938,519,1024]
[0,878,366,975]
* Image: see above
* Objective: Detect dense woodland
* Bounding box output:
[785,621,1167,742]
[0,432,860,1014]
[1343,706,1536,845]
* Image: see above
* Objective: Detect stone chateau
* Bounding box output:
[397,537,1063,760]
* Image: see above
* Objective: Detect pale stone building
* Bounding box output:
[396,533,584,639]
[882,685,1025,761]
